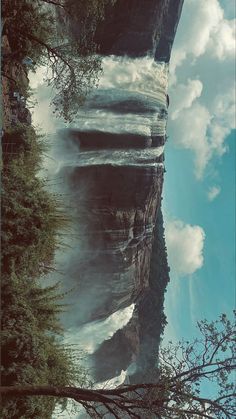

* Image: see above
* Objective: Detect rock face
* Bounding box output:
[154,0,184,62]
[91,208,170,382]
[56,0,183,380]
[56,54,169,327]
[60,162,164,324]
[95,0,183,61]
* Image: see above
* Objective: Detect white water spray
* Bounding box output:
[71,56,168,146]
[64,304,135,355]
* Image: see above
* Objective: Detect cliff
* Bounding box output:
[95,0,184,61]
[61,0,183,61]
[91,207,170,382]
[56,0,183,382]
[60,162,164,324]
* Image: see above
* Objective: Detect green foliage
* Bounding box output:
[2,0,54,62]
[1,124,78,418]
[2,0,117,121]
[62,0,117,50]
[143,207,170,338]
[1,274,69,418]
[1,0,119,416]
[2,125,68,277]
[2,124,44,169]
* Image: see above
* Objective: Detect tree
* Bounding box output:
[1,312,235,418]
[1,123,78,418]
[2,0,116,122]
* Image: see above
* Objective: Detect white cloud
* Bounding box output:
[209,18,236,60]
[165,218,205,277]
[170,79,203,120]
[169,0,233,76]
[169,102,212,178]
[168,0,235,179]
[207,185,221,201]
[169,0,223,80]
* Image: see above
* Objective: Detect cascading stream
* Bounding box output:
[49,55,169,331]
[63,56,169,167]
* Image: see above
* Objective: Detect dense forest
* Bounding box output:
[1,125,80,418]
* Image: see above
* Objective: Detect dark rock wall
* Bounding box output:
[95,0,183,61]
[155,0,184,62]
[58,0,183,379]
[61,164,163,324]
[92,207,170,382]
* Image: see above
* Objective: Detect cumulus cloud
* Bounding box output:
[168,0,235,179]
[208,17,236,60]
[170,79,203,120]
[169,101,212,178]
[165,218,205,277]
[169,0,234,77]
[169,0,223,81]
[207,185,221,201]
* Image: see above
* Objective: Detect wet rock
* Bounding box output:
[95,0,183,61]
[92,208,170,382]
[61,164,164,324]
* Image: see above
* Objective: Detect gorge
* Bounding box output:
[48,0,184,390]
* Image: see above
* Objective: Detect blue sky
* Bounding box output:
[163,0,235,342]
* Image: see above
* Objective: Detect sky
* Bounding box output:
[163,0,235,343]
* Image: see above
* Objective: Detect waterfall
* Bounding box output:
[31,51,169,339]
[30,54,169,419]
[64,304,135,355]
[72,56,168,134]
[62,56,168,168]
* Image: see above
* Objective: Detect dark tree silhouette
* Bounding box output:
[2,0,116,121]
[1,313,235,418]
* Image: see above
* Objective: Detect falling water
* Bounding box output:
[30,53,169,418]
[72,56,168,133]
[34,52,169,341]
[59,56,169,168]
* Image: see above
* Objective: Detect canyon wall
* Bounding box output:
[56,0,183,381]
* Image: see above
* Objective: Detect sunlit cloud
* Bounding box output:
[165,218,206,277]
[168,0,235,179]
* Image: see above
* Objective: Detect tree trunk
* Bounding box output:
[0,385,116,403]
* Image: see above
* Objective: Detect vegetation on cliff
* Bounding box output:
[134,205,170,376]
[143,205,170,338]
